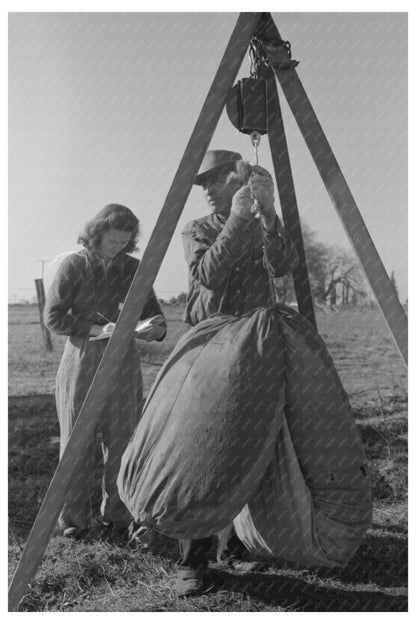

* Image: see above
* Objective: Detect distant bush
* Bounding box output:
[168,292,187,305]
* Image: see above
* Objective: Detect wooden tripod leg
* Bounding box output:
[8,12,262,611]
[273,66,408,366]
[264,66,317,328]
[256,13,407,365]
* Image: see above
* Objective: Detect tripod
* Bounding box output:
[9,12,407,610]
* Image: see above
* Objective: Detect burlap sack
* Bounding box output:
[234,313,372,567]
[118,306,286,538]
[118,306,371,565]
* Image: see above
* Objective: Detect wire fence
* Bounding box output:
[8,288,187,305]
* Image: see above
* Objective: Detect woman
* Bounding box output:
[44,203,166,538]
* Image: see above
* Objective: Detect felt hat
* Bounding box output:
[194,150,242,185]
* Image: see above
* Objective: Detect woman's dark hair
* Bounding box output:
[78,204,140,253]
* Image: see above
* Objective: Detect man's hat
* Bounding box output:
[194,150,242,185]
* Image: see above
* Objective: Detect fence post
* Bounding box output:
[34,279,53,352]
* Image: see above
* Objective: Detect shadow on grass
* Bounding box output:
[208,568,407,612]
[334,529,407,587]
[203,528,408,612]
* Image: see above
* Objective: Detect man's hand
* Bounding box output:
[249,165,276,229]
[230,185,255,220]
[230,165,277,230]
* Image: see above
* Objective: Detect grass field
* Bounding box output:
[8,304,408,612]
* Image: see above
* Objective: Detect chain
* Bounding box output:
[247,36,277,306]
[248,117,278,307]
[248,36,269,78]
[250,131,261,214]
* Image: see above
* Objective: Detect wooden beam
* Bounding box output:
[8,12,262,611]
[263,66,317,328]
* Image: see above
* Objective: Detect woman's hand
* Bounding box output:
[137,324,166,342]
[102,322,116,334]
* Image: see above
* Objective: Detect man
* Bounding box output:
[173,150,299,596]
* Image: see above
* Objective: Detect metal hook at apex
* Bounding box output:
[250,131,261,165]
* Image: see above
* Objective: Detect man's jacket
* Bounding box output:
[182,211,299,326]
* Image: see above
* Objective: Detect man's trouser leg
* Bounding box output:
[178,537,212,569]
[216,524,248,564]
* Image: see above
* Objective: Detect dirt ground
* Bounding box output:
[8,388,408,611]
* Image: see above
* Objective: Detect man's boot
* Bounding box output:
[172,566,207,596]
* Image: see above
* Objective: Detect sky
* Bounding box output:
[8,10,408,303]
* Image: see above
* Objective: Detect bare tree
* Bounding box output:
[274,223,329,304]
[315,246,366,306]
[274,223,367,307]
